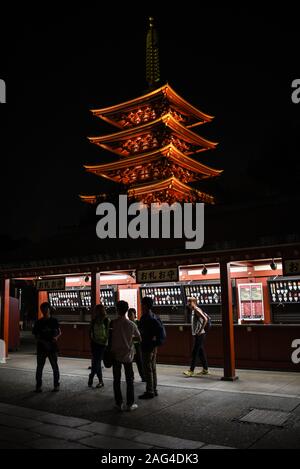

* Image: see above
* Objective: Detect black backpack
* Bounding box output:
[154,315,167,346]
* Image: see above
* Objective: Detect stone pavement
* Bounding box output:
[0,402,232,449]
[0,352,300,449]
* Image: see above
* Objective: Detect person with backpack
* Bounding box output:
[138,296,166,399]
[183,297,210,377]
[88,304,110,388]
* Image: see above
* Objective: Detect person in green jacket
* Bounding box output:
[88,304,110,388]
[128,308,145,382]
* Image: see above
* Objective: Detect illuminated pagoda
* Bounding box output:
[80,18,223,206]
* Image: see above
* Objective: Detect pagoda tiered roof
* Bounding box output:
[91,84,214,130]
[80,176,215,206]
[84,144,223,185]
[128,176,215,204]
[88,113,218,157]
[80,19,223,206]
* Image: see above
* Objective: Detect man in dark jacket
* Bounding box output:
[32,302,61,392]
[138,296,161,399]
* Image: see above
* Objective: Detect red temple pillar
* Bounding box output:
[0,278,10,357]
[220,261,238,381]
[91,270,100,309]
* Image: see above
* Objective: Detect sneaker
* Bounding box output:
[197,369,210,376]
[88,375,93,387]
[52,386,60,392]
[183,370,195,377]
[96,382,104,388]
[126,403,138,411]
[114,403,126,411]
[138,392,155,400]
[154,390,158,396]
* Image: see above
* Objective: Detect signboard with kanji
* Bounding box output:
[137,268,179,284]
[283,260,300,276]
[36,278,66,291]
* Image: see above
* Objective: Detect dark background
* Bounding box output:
[0,4,299,246]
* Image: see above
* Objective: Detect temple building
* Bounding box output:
[80,17,223,206]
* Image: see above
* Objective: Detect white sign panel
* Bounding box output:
[119,289,138,312]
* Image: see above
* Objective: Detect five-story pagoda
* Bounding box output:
[80,17,222,206]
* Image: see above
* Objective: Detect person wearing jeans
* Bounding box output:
[190,334,208,373]
[36,351,60,390]
[184,297,210,377]
[33,302,61,392]
[111,301,141,411]
[141,348,157,396]
[88,304,110,388]
[112,361,134,408]
[138,297,161,399]
[128,308,145,382]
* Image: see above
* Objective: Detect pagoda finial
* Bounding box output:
[146,16,161,90]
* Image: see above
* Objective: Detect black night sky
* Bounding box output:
[0,5,300,249]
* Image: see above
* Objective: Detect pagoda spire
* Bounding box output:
[146,17,161,90]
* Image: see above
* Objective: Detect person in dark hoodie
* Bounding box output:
[32,302,61,392]
[128,308,145,382]
[138,296,161,399]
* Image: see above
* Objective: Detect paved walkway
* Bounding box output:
[0,352,300,449]
[0,402,231,449]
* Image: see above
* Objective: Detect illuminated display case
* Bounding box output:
[100,288,116,307]
[268,277,300,324]
[48,287,117,322]
[140,285,185,323]
[79,289,116,308]
[184,283,222,306]
[48,291,81,309]
[48,291,83,322]
[269,278,300,304]
[49,288,116,310]
[184,281,223,324]
[80,290,91,308]
[141,286,184,307]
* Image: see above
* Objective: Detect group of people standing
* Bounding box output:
[32,296,210,410]
[88,296,162,411]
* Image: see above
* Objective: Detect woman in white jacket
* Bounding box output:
[183,297,210,377]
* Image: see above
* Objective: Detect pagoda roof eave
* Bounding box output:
[91,84,214,125]
[79,194,98,205]
[128,176,215,204]
[88,114,218,150]
[84,144,223,178]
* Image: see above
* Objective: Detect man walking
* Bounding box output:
[138,296,161,399]
[32,302,61,392]
[183,297,210,377]
[111,300,141,411]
